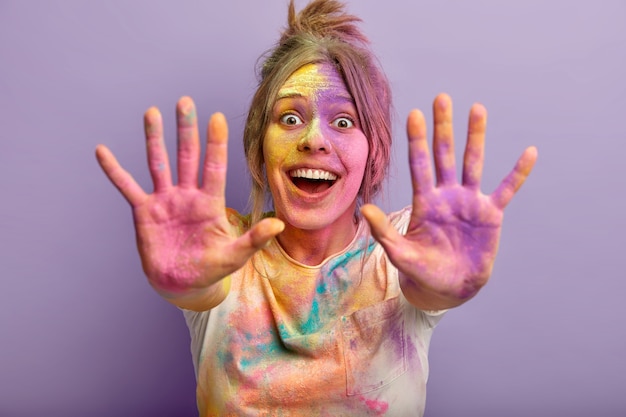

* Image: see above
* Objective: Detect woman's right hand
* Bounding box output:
[95,97,284,310]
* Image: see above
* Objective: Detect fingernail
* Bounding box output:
[144,108,161,137]
[472,105,486,122]
[178,101,196,126]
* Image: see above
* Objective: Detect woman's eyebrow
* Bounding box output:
[276,90,306,100]
[276,89,354,103]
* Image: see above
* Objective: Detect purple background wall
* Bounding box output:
[1,0,624,416]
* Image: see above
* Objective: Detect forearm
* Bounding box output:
[151,276,231,311]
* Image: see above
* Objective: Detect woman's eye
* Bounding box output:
[280,114,303,126]
[332,117,354,129]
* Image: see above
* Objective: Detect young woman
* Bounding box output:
[96,1,537,415]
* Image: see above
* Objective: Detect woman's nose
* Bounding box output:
[297,120,330,153]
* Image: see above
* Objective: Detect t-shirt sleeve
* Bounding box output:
[181,308,210,380]
[418,308,447,328]
[178,209,251,378]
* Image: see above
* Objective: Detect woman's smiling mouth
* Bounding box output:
[289,168,338,194]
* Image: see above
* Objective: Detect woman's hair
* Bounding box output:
[243,0,392,224]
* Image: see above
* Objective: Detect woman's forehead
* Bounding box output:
[276,62,353,102]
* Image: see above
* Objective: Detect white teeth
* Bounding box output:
[290,168,337,181]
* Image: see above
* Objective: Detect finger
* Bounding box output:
[95,144,147,207]
[462,103,487,189]
[176,96,201,188]
[433,93,457,186]
[230,218,285,258]
[144,107,173,192]
[201,112,228,198]
[407,109,434,194]
[360,204,404,258]
[491,146,538,209]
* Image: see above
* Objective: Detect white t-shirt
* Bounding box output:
[183,207,445,416]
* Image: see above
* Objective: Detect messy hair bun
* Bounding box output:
[282,0,367,47]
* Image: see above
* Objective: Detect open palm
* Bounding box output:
[96,97,283,308]
[362,94,537,310]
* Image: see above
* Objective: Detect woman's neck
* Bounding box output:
[276,215,359,266]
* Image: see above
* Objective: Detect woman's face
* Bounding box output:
[263,62,369,232]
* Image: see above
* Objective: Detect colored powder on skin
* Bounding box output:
[179,104,196,128]
[277,64,332,101]
[185,107,196,124]
[265,61,370,237]
[144,122,160,138]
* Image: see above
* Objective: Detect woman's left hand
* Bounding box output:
[361,93,537,311]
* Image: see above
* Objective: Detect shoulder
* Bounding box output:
[386,206,412,232]
[225,209,278,235]
[225,208,254,234]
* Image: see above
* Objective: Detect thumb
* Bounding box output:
[360,204,403,251]
[231,217,285,260]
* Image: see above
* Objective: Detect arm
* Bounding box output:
[95,97,284,311]
[362,93,537,311]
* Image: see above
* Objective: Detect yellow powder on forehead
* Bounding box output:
[277,63,351,101]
